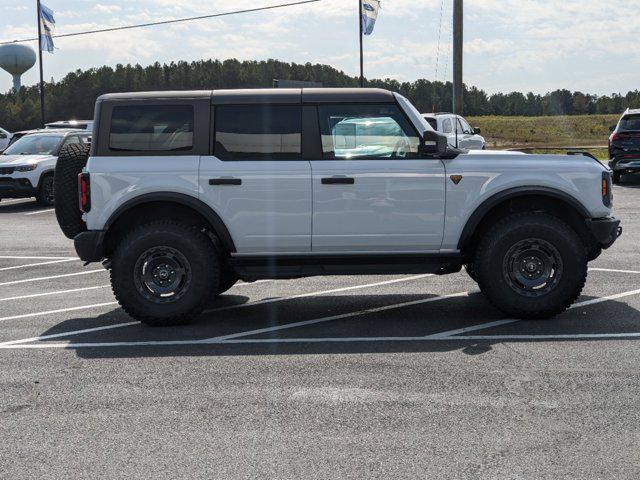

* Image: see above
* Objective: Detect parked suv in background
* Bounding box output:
[0,127,11,152]
[423,113,486,150]
[0,130,91,205]
[54,88,620,327]
[45,120,94,131]
[609,108,640,183]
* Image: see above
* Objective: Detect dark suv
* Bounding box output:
[609,109,640,183]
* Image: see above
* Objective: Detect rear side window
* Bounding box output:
[214,105,301,160]
[424,118,437,130]
[109,105,194,152]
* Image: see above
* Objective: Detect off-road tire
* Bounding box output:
[54,143,90,239]
[475,213,587,320]
[111,221,219,327]
[36,173,55,206]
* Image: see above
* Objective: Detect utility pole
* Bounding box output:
[358,0,364,87]
[452,0,463,115]
[36,0,45,127]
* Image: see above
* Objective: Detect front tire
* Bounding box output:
[475,213,587,320]
[36,174,55,206]
[111,221,219,326]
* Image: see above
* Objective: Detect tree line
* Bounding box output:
[0,58,638,132]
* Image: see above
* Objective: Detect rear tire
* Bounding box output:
[54,144,90,239]
[36,174,55,206]
[111,221,219,327]
[475,213,587,320]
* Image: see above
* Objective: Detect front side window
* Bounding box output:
[318,104,420,160]
[109,105,194,152]
[458,117,473,134]
[214,105,301,160]
[442,118,453,134]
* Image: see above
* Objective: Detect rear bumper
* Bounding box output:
[0,177,37,198]
[586,217,622,250]
[74,230,106,263]
[609,158,640,172]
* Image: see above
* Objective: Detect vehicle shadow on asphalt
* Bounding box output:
[0,200,42,213]
[34,293,640,360]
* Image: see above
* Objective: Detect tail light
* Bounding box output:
[610,132,618,142]
[602,171,612,207]
[78,172,91,213]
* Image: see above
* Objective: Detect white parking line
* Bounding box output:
[0,302,118,324]
[24,209,54,216]
[0,258,77,272]
[0,269,104,287]
[0,255,76,260]
[590,267,640,275]
[0,285,110,302]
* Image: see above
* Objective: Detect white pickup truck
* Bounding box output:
[53,88,621,326]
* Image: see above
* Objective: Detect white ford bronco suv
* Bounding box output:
[54,88,621,327]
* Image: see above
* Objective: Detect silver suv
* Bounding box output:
[54,88,621,326]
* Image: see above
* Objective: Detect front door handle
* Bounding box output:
[209,178,242,186]
[321,176,355,185]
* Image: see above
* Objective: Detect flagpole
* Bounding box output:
[358,0,364,87]
[36,0,45,127]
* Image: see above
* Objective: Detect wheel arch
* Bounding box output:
[458,187,595,256]
[104,192,236,255]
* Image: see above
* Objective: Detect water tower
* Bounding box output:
[0,44,37,91]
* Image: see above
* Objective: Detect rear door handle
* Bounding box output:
[321,176,355,185]
[209,178,242,186]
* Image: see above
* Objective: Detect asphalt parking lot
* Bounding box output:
[1,179,640,479]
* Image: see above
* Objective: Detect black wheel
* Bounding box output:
[217,263,238,295]
[36,174,55,206]
[475,213,587,320]
[54,144,90,239]
[612,171,621,184]
[111,221,219,326]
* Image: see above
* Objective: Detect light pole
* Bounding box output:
[452,0,463,115]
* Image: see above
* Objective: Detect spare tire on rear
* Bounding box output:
[54,143,90,240]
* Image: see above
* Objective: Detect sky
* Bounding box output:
[0,0,638,95]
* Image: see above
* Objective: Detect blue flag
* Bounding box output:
[39,3,56,53]
[361,0,381,36]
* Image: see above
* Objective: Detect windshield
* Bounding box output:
[2,135,62,155]
[619,115,640,132]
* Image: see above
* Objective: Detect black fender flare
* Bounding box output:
[37,168,55,188]
[457,186,591,250]
[105,192,236,252]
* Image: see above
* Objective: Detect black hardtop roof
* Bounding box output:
[97,88,395,105]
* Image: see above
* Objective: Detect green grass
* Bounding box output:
[466,114,618,148]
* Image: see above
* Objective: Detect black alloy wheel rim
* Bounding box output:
[502,238,563,297]
[43,177,54,204]
[133,246,192,304]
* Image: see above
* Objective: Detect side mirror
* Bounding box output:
[473,127,481,135]
[420,130,449,156]
[0,133,6,139]
[609,125,616,132]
